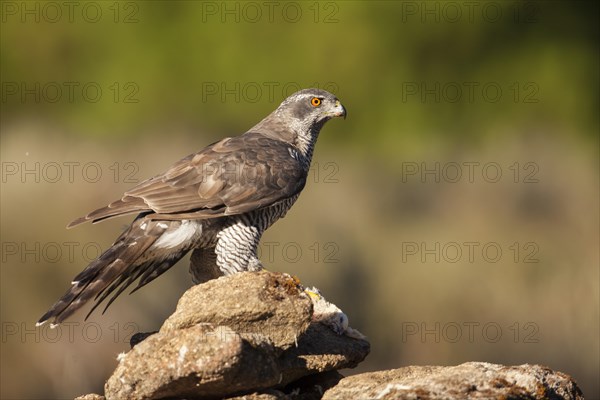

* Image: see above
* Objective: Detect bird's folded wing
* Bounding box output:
[68,134,306,227]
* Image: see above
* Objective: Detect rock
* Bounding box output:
[74,395,105,400]
[322,362,584,400]
[162,270,313,350]
[104,271,370,400]
[226,391,286,400]
[278,323,369,384]
[106,325,282,399]
[226,371,343,400]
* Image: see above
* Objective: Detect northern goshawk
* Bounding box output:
[38,88,346,326]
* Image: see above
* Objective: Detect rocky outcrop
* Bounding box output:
[322,362,584,400]
[104,271,369,400]
[75,270,583,400]
[160,271,313,350]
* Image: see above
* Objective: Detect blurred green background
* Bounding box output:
[1,1,598,398]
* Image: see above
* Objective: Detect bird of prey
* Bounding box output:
[37,88,346,327]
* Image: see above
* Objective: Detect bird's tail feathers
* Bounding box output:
[37,220,184,326]
[37,242,132,326]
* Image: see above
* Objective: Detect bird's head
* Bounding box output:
[273,88,346,156]
[248,88,346,157]
[277,88,347,126]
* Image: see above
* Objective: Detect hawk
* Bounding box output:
[37,88,346,327]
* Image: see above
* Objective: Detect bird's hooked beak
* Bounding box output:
[331,100,347,119]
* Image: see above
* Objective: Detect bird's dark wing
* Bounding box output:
[68,133,306,227]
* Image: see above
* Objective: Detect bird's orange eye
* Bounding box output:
[311,97,321,107]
